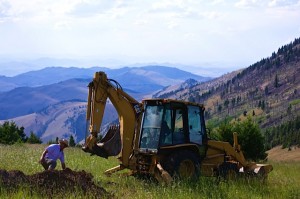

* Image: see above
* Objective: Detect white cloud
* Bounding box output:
[210,0,225,6]
[167,20,179,29]
[235,0,261,8]
[105,7,128,19]
[54,21,71,30]
[0,0,10,17]
[268,0,300,7]
[183,32,196,40]
[134,19,148,26]
[235,0,300,9]
[200,11,224,20]
[69,0,114,17]
[151,0,185,11]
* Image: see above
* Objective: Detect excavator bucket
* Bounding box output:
[90,126,122,158]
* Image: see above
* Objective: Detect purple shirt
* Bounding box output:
[45,144,65,163]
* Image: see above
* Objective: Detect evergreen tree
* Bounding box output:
[0,121,26,144]
[274,74,279,88]
[69,135,76,147]
[264,86,269,95]
[231,98,236,107]
[287,104,292,115]
[218,105,222,112]
[224,99,230,108]
[233,117,266,161]
[213,117,267,161]
[261,100,265,110]
[215,120,234,144]
[27,131,42,144]
[264,115,300,148]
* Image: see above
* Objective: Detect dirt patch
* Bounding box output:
[0,168,111,198]
[267,145,300,162]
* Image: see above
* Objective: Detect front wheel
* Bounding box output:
[218,162,239,180]
[163,150,200,180]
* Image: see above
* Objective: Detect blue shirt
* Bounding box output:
[45,144,65,163]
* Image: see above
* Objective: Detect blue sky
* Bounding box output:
[0,0,300,76]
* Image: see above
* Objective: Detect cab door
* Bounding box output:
[187,105,206,145]
[160,102,188,146]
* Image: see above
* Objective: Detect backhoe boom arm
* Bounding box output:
[83,72,143,167]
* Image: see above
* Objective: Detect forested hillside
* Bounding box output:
[155,37,300,148]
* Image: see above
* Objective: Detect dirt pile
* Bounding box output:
[0,168,111,197]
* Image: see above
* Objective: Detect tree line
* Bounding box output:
[264,115,300,149]
[0,121,76,146]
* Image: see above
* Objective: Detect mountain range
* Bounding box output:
[0,66,210,142]
[1,37,299,146]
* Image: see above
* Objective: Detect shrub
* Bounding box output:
[214,117,267,161]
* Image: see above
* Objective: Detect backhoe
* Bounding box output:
[82,71,272,183]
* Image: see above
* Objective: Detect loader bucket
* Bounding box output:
[244,163,273,178]
[90,126,122,158]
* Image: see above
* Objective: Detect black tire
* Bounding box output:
[218,162,239,180]
[162,150,200,180]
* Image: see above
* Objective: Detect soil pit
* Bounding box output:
[0,168,111,197]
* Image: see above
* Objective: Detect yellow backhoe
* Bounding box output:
[82,71,272,183]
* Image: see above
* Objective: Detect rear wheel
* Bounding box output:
[163,150,200,180]
[218,162,239,180]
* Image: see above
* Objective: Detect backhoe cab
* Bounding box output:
[135,99,208,181]
[82,71,272,183]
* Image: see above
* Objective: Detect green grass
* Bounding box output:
[0,144,300,199]
[290,98,300,106]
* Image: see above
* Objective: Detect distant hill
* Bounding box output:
[0,66,210,142]
[156,37,300,147]
[153,78,200,98]
[7,101,118,143]
[0,66,210,120]
[0,66,210,92]
[0,78,89,120]
[0,67,103,92]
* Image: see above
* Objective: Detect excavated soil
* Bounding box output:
[0,168,111,198]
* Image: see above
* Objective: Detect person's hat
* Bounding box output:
[58,139,69,147]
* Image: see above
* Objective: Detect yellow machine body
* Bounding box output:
[82,72,272,183]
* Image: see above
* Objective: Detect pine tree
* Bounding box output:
[69,135,76,147]
[218,105,222,112]
[264,86,269,95]
[274,74,279,88]
[261,100,265,110]
[27,131,42,144]
[0,121,27,144]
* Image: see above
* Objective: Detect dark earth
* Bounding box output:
[0,168,111,198]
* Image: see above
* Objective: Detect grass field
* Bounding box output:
[0,144,299,199]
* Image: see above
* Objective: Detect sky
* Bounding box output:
[0,0,300,77]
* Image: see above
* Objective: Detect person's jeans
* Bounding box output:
[41,158,57,170]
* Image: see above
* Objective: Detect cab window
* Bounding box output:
[188,105,203,145]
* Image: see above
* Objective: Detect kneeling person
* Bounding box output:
[39,139,69,170]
